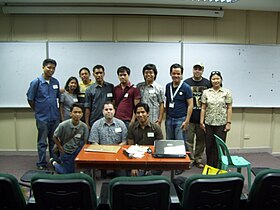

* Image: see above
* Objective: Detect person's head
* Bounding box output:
[102,101,115,120]
[79,67,91,83]
[42,58,57,79]
[70,103,83,122]
[170,63,183,84]
[192,62,204,80]
[93,65,105,84]
[134,103,150,125]
[117,66,130,84]
[209,71,223,88]
[143,64,158,83]
[64,76,80,94]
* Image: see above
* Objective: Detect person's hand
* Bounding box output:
[131,169,138,176]
[224,123,231,132]
[200,123,206,132]
[180,121,189,131]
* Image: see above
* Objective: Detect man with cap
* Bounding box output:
[184,62,211,168]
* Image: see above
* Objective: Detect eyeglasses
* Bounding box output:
[211,71,221,75]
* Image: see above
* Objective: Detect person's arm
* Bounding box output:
[85,108,91,129]
[119,124,128,145]
[59,103,64,122]
[200,103,206,132]
[157,102,164,126]
[28,100,35,110]
[88,124,99,144]
[129,98,140,126]
[53,135,64,154]
[127,138,134,145]
[181,98,193,130]
[225,103,232,132]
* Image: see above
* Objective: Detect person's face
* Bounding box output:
[70,106,83,122]
[93,68,104,83]
[43,63,56,78]
[118,71,129,84]
[68,79,77,91]
[211,74,222,88]
[136,106,149,124]
[144,69,155,83]
[103,104,115,119]
[170,68,182,84]
[193,66,204,79]
[79,70,90,82]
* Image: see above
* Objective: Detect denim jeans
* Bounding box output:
[36,119,60,167]
[165,116,188,150]
[54,146,82,174]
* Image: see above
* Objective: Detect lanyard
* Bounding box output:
[170,81,183,102]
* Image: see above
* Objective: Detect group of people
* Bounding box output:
[26,58,232,176]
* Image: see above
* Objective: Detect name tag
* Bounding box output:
[147,132,154,137]
[107,93,113,97]
[73,98,78,102]
[124,93,129,98]
[149,89,155,94]
[115,127,122,133]
[53,85,58,89]
[169,102,175,108]
[75,133,81,138]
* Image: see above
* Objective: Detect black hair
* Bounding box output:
[142,64,158,80]
[42,58,57,67]
[103,101,114,108]
[64,76,80,94]
[170,63,183,74]
[209,71,223,87]
[70,103,83,112]
[79,67,90,75]
[93,65,105,73]
[117,66,131,75]
[134,102,150,114]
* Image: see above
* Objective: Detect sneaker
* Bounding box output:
[195,162,205,168]
[49,158,58,171]
[37,165,47,170]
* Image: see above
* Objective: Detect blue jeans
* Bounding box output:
[165,116,188,150]
[54,146,82,174]
[36,120,60,167]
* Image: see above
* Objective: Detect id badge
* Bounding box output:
[107,93,113,97]
[147,132,155,137]
[169,102,175,108]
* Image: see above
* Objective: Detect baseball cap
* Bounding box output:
[193,62,204,69]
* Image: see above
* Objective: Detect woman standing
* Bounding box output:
[60,76,80,121]
[200,71,232,168]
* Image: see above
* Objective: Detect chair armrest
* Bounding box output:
[98,182,110,210]
[170,183,180,210]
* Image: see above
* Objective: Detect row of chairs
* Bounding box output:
[1,168,280,210]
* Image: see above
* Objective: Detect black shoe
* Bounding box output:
[49,158,57,172]
[37,165,47,170]
[175,170,184,175]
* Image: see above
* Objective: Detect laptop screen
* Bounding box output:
[153,140,186,158]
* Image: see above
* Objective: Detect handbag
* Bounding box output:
[202,164,228,175]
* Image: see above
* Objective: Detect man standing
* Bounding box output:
[127,103,163,176]
[113,66,141,128]
[50,103,88,174]
[165,63,193,175]
[184,63,211,168]
[84,65,114,128]
[88,101,127,145]
[26,58,60,170]
[137,64,164,126]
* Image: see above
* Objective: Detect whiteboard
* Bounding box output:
[0,42,47,108]
[183,43,280,107]
[48,42,181,90]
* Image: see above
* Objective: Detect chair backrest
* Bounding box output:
[31,173,98,210]
[181,172,244,210]
[247,169,280,210]
[0,173,26,210]
[214,134,234,165]
[109,175,171,210]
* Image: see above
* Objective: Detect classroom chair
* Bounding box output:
[31,173,98,210]
[246,168,280,210]
[214,134,252,190]
[180,172,244,210]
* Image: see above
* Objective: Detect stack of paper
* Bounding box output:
[126,145,149,158]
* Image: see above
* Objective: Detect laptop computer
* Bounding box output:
[153,140,186,158]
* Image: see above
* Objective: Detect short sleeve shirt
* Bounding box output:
[84,81,114,126]
[60,92,79,120]
[201,87,233,126]
[127,121,163,145]
[26,75,60,122]
[137,81,164,123]
[54,119,89,154]
[88,117,127,145]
